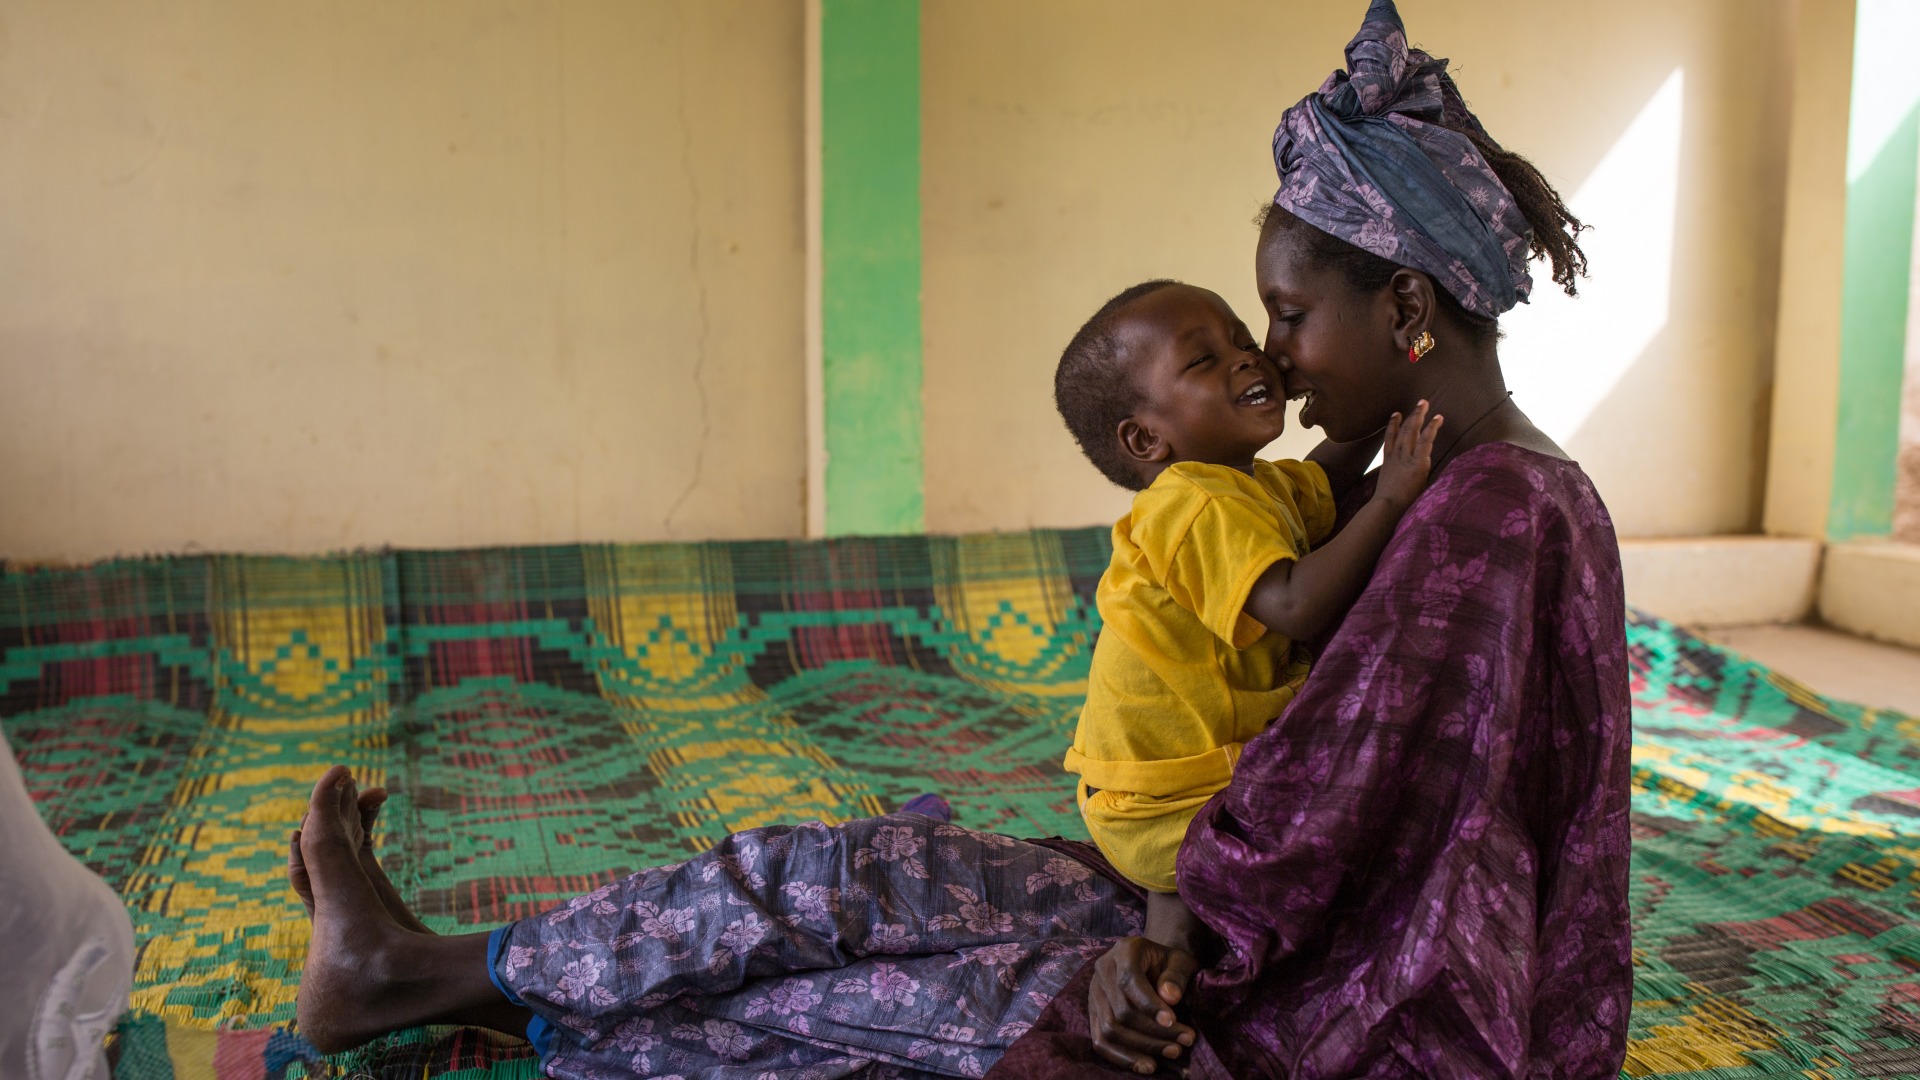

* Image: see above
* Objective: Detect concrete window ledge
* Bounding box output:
[1820,540,1920,649]
[1619,537,1823,628]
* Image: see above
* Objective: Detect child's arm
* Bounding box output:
[1144,887,1211,959]
[1306,428,1388,501]
[1244,402,1443,642]
[1087,891,1210,1070]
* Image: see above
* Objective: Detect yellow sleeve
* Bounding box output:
[1137,472,1305,650]
[1266,458,1339,545]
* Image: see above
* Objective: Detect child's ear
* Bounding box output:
[1117,417,1170,465]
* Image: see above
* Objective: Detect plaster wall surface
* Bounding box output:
[1820,540,1920,650]
[1619,537,1821,627]
[0,1,806,561]
[920,0,1794,538]
[1,1,1816,556]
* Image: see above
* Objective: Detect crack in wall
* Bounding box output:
[661,4,712,538]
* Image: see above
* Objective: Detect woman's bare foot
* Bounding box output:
[295,767,423,1052]
[288,787,431,933]
[294,767,533,1053]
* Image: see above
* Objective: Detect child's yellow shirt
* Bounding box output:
[1065,458,1336,892]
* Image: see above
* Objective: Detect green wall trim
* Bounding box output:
[1832,103,1915,540]
[820,0,924,537]
[1832,3,1918,542]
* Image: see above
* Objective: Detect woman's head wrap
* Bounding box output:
[1272,0,1532,318]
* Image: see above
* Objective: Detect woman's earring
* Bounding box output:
[1409,331,1436,363]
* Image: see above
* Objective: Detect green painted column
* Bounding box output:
[819,0,923,536]
[1832,0,1920,540]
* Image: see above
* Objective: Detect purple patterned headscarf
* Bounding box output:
[1272,0,1533,318]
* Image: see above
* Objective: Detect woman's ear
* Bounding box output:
[1387,268,1436,349]
[1117,417,1170,466]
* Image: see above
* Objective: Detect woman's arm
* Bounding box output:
[1245,404,1442,642]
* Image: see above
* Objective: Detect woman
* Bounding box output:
[1001,2,1631,1076]
[293,2,1629,1076]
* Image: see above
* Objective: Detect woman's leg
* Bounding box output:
[294,766,533,1052]
[500,813,1143,1077]
[296,762,1145,1072]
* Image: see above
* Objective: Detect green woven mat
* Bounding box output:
[3,531,1919,1077]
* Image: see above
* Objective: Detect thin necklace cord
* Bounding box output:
[1431,391,1514,472]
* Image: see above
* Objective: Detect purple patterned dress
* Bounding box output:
[996,443,1632,1079]
[492,816,1144,1079]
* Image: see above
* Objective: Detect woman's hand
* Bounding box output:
[1089,936,1200,1074]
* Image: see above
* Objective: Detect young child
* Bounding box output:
[1054,279,1442,898]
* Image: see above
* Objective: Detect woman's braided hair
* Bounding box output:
[1260,71,1588,347]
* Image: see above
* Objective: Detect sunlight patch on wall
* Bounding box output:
[1847,1,1920,184]
[1499,68,1685,446]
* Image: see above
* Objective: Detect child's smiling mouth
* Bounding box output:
[1237,379,1276,407]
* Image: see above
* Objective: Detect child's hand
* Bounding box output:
[1373,400,1443,508]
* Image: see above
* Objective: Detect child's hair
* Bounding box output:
[1055,279,1182,491]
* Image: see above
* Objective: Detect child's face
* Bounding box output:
[1112,284,1289,480]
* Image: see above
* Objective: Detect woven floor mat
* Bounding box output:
[5,530,1920,1078]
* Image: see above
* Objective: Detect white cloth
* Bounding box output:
[1,729,135,1080]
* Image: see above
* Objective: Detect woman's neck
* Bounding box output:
[1416,353,1566,469]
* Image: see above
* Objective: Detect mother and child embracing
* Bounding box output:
[290,3,1632,1077]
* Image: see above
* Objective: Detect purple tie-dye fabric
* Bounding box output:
[495,815,1146,1079]
[1273,0,1535,318]
[992,443,1632,1079]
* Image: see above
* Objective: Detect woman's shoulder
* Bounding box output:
[1412,440,1616,548]
[1441,440,1596,498]
[1344,441,1623,658]
[1496,426,1570,461]
[1334,439,1612,549]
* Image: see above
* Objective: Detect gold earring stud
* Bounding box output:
[1409,331,1436,363]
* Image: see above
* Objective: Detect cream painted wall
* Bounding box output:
[921,0,1794,538]
[0,1,805,561]
[1765,0,1856,542]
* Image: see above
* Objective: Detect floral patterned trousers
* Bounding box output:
[493,813,1144,1080]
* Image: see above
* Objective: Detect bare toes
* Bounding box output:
[335,773,363,843]
[288,830,315,916]
[357,787,387,845]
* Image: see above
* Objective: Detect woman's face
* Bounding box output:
[1255,225,1407,443]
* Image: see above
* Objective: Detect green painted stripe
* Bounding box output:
[820,0,923,536]
[1832,104,1915,540]
[1832,6,1918,541]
